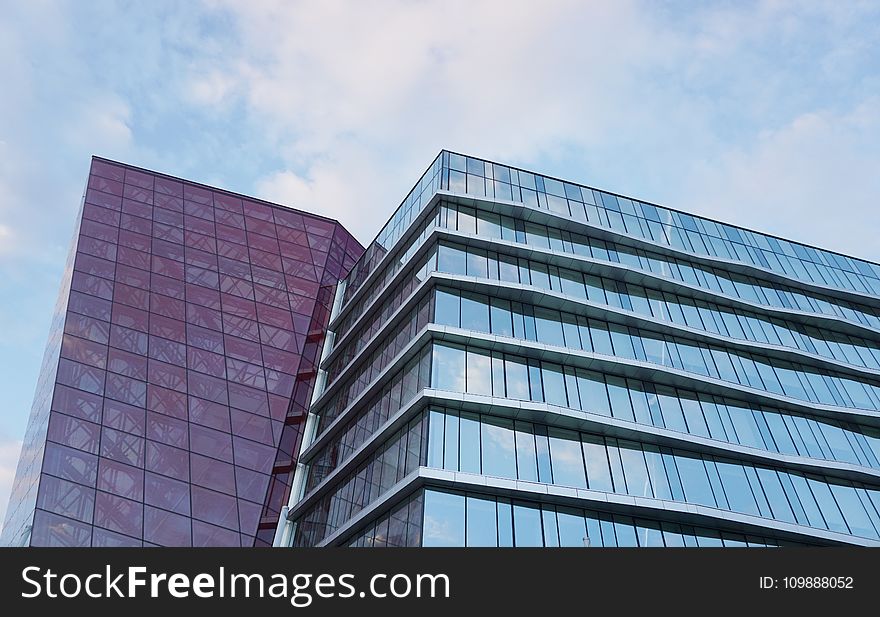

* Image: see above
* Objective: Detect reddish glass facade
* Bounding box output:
[0,157,363,546]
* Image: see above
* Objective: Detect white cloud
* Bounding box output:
[191,0,683,239]
[255,143,426,240]
[186,69,238,107]
[63,96,134,158]
[185,0,880,256]
[0,224,13,256]
[0,439,23,533]
[679,98,880,261]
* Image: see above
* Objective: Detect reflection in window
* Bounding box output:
[675,456,716,508]
[466,350,492,396]
[423,490,465,547]
[466,495,496,546]
[513,503,543,547]
[431,344,465,392]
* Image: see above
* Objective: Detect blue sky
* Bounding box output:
[1,0,879,526]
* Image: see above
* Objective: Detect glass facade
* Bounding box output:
[7,151,879,548]
[280,151,880,548]
[0,157,363,546]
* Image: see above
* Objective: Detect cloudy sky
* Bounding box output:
[1,0,879,528]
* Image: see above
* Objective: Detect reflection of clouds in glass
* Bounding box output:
[432,345,465,392]
[552,442,582,467]
[465,351,491,395]
[481,420,517,478]
[504,359,529,400]
[423,490,465,546]
[483,423,516,454]
[423,515,459,545]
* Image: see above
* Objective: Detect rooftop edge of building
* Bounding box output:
[89,155,364,253]
[443,149,880,270]
[350,148,878,279]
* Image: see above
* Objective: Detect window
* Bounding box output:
[542,363,567,407]
[629,383,652,425]
[443,414,459,471]
[791,416,825,459]
[466,495,497,547]
[585,275,606,304]
[618,442,653,498]
[499,255,519,283]
[589,320,614,356]
[557,508,587,547]
[535,427,553,483]
[716,460,758,516]
[534,307,564,347]
[695,528,723,547]
[818,422,859,464]
[613,515,638,547]
[460,292,489,332]
[641,336,669,367]
[465,349,492,396]
[529,361,544,402]
[736,355,765,389]
[599,514,617,547]
[643,445,672,500]
[504,356,530,400]
[763,412,798,456]
[656,387,687,433]
[606,439,627,493]
[637,520,665,547]
[482,417,517,479]
[606,376,634,422]
[437,244,466,275]
[466,248,489,278]
[727,405,765,449]
[609,326,636,360]
[662,522,686,547]
[434,289,460,327]
[490,298,513,337]
[788,474,826,529]
[524,222,550,249]
[675,455,716,508]
[457,207,477,234]
[679,396,709,438]
[542,509,560,546]
[645,387,665,427]
[422,490,465,547]
[678,342,709,376]
[700,399,729,442]
[548,429,587,488]
[459,412,481,473]
[561,314,581,350]
[477,211,502,239]
[515,422,539,482]
[807,476,849,534]
[492,354,506,397]
[585,514,603,547]
[577,370,610,416]
[829,483,877,539]
[427,409,445,468]
[711,347,740,382]
[754,361,784,396]
[513,503,543,546]
[431,344,465,392]
[560,269,586,299]
[582,435,613,492]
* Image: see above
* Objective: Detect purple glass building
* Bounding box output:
[0,157,363,546]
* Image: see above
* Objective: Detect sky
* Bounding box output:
[1,0,879,529]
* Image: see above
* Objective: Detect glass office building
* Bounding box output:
[0,157,363,546]
[277,151,880,548]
